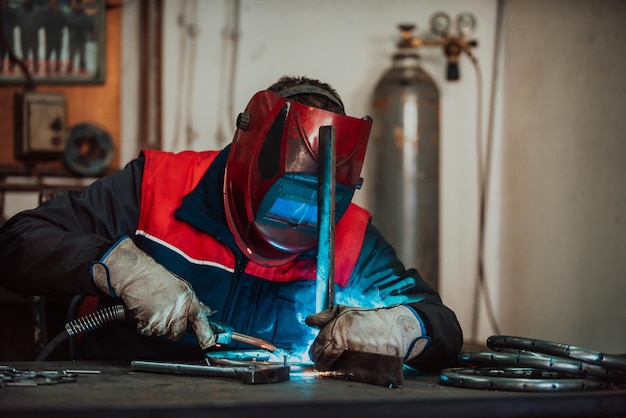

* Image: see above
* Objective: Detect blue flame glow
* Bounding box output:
[286,285,389,362]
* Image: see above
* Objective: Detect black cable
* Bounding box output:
[467,50,501,341]
[469,0,505,343]
[35,304,127,361]
[34,329,70,361]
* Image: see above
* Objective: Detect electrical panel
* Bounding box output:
[14,91,67,160]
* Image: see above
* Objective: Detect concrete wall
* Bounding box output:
[497,0,626,352]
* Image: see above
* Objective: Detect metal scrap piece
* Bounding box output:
[440,367,613,392]
[0,368,78,387]
[459,350,626,383]
[487,335,626,373]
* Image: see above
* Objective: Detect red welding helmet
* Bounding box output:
[224,87,372,266]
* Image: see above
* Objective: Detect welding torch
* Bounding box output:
[205,317,287,357]
[36,302,287,361]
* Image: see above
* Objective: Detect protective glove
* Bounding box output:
[305,304,431,371]
[90,237,216,349]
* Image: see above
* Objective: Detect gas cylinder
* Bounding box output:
[368,24,440,289]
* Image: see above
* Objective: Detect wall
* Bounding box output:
[498,0,626,352]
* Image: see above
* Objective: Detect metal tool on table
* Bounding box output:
[129,313,292,384]
[1,366,100,387]
[128,312,291,384]
[1,367,76,387]
[131,360,290,385]
[315,126,406,388]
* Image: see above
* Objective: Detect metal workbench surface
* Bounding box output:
[1,361,625,418]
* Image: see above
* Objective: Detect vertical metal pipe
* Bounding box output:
[138,0,163,151]
[316,126,336,312]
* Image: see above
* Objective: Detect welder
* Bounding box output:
[0,76,462,373]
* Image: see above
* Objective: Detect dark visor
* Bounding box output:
[256,173,354,233]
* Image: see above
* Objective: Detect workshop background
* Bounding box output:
[0,0,624,360]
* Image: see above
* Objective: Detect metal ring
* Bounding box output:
[459,350,626,383]
[440,367,612,392]
[487,335,626,373]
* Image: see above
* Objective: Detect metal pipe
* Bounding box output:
[316,125,336,312]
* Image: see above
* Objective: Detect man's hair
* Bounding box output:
[267,76,345,115]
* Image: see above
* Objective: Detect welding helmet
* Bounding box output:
[224,86,372,266]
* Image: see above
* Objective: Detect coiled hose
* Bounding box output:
[35,304,127,361]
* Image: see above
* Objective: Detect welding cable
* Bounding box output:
[35,304,127,361]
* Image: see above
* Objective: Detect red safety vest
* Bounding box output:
[137,149,371,287]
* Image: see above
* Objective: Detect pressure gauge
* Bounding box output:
[430,12,451,36]
[456,12,477,37]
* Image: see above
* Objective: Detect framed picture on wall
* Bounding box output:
[0,0,105,85]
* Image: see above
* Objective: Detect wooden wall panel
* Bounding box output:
[0,2,121,172]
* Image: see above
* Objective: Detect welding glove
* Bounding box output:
[90,237,216,349]
[305,305,430,371]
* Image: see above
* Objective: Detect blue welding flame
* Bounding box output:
[284,265,426,363]
[286,285,388,363]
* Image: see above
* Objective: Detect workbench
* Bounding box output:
[1,361,625,418]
